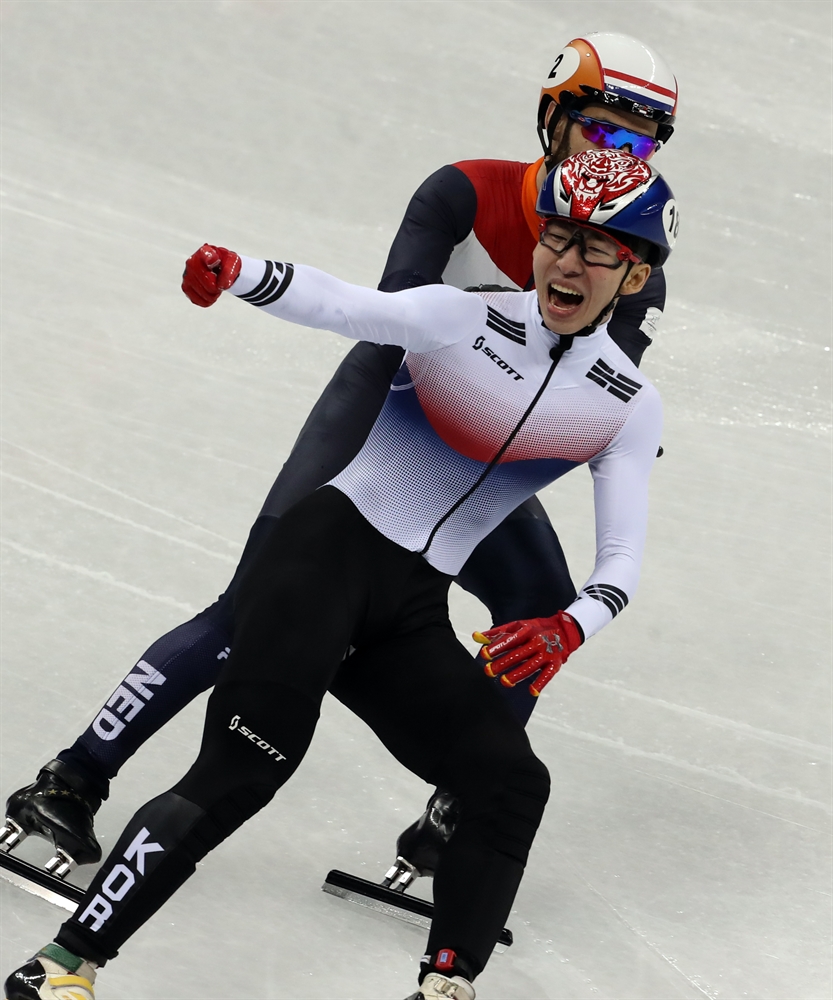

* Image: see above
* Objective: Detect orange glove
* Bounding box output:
[474,611,583,697]
[182,244,241,307]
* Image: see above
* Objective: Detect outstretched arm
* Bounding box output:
[182,244,485,353]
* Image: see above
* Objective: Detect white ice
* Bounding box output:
[1,2,831,998]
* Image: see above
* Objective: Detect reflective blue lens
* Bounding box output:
[568,111,660,161]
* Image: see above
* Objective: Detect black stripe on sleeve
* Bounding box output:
[251,262,295,306]
[239,262,295,307]
[582,584,629,618]
[238,260,275,302]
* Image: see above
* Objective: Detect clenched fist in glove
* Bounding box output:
[474,611,583,697]
[182,244,241,307]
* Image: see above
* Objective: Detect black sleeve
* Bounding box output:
[256,167,475,518]
[258,342,406,519]
[607,266,667,367]
[378,164,478,292]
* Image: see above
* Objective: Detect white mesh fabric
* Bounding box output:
[330,292,653,576]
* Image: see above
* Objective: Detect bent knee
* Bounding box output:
[507,752,551,809]
[487,753,550,866]
[503,752,550,827]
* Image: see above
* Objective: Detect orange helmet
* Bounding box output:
[538,33,678,156]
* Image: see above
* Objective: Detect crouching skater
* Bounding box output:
[5,148,677,1000]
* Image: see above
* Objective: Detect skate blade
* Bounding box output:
[0,850,83,912]
[323,880,431,931]
[322,870,513,948]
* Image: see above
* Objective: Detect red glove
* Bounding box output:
[182,244,241,307]
[474,611,583,697]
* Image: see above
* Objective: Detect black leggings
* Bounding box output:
[57,488,550,977]
[59,342,576,797]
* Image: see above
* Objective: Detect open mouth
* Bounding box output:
[548,283,584,309]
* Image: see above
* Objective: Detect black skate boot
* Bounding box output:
[4,943,96,1000]
[0,760,102,876]
[383,790,460,892]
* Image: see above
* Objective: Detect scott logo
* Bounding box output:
[472,336,524,380]
[229,714,286,761]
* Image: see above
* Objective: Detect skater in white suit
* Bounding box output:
[6,148,677,1000]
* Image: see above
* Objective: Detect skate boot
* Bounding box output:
[383,790,460,891]
[0,760,102,876]
[404,972,475,1000]
[404,949,476,999]
[4,943,96,1000]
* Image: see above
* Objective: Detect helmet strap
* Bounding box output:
[539,93,573,160]
[537,109,557,157]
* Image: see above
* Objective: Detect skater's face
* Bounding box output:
[533,220,651,335]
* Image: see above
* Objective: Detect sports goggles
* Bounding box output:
[568,110,660,161]
[538,219,642,268]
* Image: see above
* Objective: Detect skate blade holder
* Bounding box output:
[0,819,27,852]
[0,820,78,879]
[44,848,78,880]
[322,869,513,950]
[382,856,418,892]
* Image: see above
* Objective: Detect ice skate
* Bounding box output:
[4,944,96,1000]
[322,789,512,947]
[404,971,475,1000]
[1,760,102,875]
[384,790,460,889]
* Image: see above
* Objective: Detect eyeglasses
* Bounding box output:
[568,110,660,161]
[538,220,642,269]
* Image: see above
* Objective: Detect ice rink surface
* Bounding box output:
[1,1,831,997]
